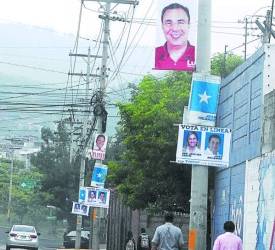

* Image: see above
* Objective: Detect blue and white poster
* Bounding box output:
[91,164,108,187]
[176,124,231,167]
[79,187,86,203]
[188,73,221,126]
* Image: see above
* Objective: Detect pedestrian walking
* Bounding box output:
[125,230,136,250]
[151,212,184,250]
[137,228,151,250]
[213,221,243,250]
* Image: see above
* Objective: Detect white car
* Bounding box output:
[6,225,40,250]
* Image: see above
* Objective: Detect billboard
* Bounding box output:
[176,124,231,167]
[71,202,89,216]
[91,164,108,187]
[188,73,221,126]
[154,0,198,71]
[89,134,108,160]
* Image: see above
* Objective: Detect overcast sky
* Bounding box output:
[0,0,273,56]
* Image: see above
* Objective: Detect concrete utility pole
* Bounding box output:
[7,150,14,226]
[91,3,111,250]
[74,47,92,249]
[188,0,212,249]
[244,18,248,60]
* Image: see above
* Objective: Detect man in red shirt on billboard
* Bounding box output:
[155,3,195,71]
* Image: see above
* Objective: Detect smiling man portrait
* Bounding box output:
[155,2,196,71]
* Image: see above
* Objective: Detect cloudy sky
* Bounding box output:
[0,0,273,55]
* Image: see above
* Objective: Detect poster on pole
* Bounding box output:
[91,164,108,187]
[154,0,198,71]
[78,187,87,203]
[176,124,231,167]
[71,202,89,216]
[188,73,221,126]
[90,134,108,160]
[85,187,110,209]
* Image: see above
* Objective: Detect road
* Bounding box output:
[0,226,63,250]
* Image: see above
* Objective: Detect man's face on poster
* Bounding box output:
[162,7,190,47]
[209,137,220,155]
[96,135,105,150]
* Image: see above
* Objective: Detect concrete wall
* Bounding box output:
[214,44,275,249]
[213,46,265,240]
[243,153,275,250]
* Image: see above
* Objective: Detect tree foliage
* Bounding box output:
[0,159,44,223]
[107,72,192,212]
[211,52,244,78]
[31,122,80,223]
[107,53,243,212]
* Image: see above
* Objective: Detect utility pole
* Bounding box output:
[7,150,14,226]
[188,0,212,249]
[222,45,228,78]
[256,9,275,44]
[91,3,111,249]
[244,18,248,60]
[72,47,92,249]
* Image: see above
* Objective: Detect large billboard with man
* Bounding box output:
[154,0,198,71]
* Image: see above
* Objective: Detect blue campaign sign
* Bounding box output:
[91,164,108,187]
[189,80,220,114]
[79,187,86,202]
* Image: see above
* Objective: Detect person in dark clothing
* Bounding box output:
[137,228,151,250]
[125,231,136,250]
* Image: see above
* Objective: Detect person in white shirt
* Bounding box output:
[205,134,221,157]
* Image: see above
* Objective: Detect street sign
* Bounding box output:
[20,179,36,189]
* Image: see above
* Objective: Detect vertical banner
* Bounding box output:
[79,187,87,203]
[154,0,198,71]
[176,124,231,167]
[90,134,108,160]
[188,73,221,126]
[91,164,108,187]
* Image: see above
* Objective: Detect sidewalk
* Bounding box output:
[57,244,106,250]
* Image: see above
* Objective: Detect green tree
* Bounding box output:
[211,52,244,78]
[107,52,243,212]
[107,72,192,212]
[0,159,44,224]
[31,122,80,224]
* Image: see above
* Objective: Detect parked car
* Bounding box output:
[63,230,90,249]
[6,225,40,250]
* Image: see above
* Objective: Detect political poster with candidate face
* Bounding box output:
[188,73,221,126]
[71,202,89,216]
[154,0,198,71]
[90,134,108,160]
[85,187,110,209]
[176,124,231,167]
[91,164,108,187]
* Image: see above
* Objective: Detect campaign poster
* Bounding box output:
[71,202,89,216]
[154,0,198,71]
[79,187,86,203]
[85,187,110,209]
[86,187,98,205]
[90,134,108,160]
[91,164,108,187]
[176,124,231,167]
[188,73,221,126]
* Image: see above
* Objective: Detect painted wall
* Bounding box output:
[243,153,275,250]
[213,44,275,249]
[213,46,265,240]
